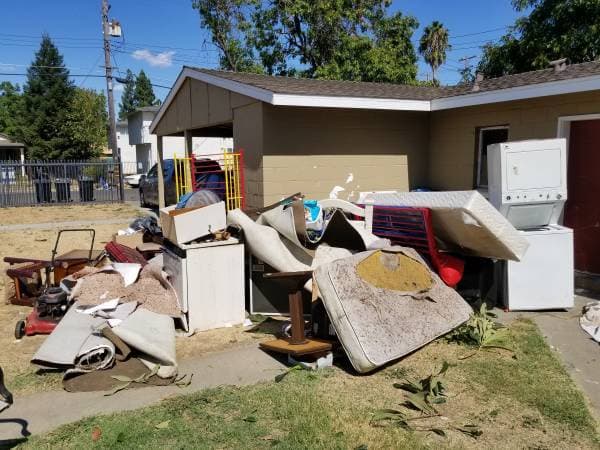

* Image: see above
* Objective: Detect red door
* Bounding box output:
[564,119,600,274]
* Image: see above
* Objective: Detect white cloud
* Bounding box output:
[113,82,124,92]
[131,49,175,68]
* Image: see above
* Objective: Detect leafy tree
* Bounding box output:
[418,21,450,85]
[192,0,261,72]
[133,70,158,108]
[459,65,475,85]
[118,69,136,120]
[0,82,24,139]
[193,0,420,84]
[62,88,107,159]
[20,34,74,159]
[478,0,600,77]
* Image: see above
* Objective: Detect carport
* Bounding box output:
[149,68,432,209]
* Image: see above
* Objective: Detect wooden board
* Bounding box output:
[260,338,332,356]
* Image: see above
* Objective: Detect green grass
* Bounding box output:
[22,319,599,450]
[21,371,425,450]
[461,319,598,435]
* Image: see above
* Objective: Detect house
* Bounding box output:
[128,106,233,174]
[0,133,25,162]
[116,121,137,174]
[150,60,600,275]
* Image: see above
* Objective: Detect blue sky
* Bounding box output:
[0,1,524,104]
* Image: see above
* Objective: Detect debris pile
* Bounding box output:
[2,189,534,396]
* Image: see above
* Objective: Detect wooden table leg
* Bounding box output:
[289,289,307,345]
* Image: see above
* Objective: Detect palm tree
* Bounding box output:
[418,21,451,85]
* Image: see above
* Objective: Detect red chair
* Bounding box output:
[368,206,464,288]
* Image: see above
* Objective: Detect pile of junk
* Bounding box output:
[2,137,576,395]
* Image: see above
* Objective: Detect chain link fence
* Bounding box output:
[0,160,122,207]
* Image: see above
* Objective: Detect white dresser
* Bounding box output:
[163,238,245,333]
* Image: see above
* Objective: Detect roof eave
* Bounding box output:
[431,73,600,110]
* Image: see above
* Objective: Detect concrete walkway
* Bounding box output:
[0,218,138,232]
[0,344,286,442]
[495,294,600,417]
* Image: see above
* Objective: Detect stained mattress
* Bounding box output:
[360,190,528,261]
[315,247,472,373]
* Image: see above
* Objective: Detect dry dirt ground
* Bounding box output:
[0,203,142,226]
[0,204,275,395]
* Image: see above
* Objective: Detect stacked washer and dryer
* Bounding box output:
[487,138,574,310]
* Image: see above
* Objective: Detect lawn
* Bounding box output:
[22,320,599,449]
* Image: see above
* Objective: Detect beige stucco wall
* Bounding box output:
[233,102,264,209]
[260,105,429,205]
[428,91,600,189]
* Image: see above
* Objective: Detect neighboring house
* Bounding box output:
[0,133,26,180]
[150,60,600,275]
[116,121,137,174]
[0,133,25,161]
[128,106,232,174]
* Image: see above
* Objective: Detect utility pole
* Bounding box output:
[102,0,124,202]
[458,55,477,83]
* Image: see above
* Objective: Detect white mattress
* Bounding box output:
[315,247,472,373]
[360,190,528,261]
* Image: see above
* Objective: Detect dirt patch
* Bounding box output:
[0,203,142,226]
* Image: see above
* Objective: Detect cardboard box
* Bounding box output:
[112,232,144,249]
[160,201,226,246]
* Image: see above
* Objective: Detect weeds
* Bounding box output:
[372,362,482,439]
[448,303,514,358]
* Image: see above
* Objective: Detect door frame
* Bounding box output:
[557,113,600,144]
[556,114,600,225]
[474,125,510,189]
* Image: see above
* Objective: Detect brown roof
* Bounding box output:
[194,68,443,100]
[191,60,600,101]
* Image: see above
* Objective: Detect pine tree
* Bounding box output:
[133,70,157,107]
[21,34,74,159]
[118,69,136,120]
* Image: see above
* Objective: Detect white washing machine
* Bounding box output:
[505,224,574,310]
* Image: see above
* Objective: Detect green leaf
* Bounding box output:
[372,408,405,422]
[455,424,483,438]
[430,428,447,437]
[154,420,170,430]
[110,375,134,382]
[274,365,303,383]
[243,415,257,423]
[104,382,131,396]
[393,381,421,393]
[175,373,194,387]
[404,392,436,414]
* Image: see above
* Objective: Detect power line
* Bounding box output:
[0,73,172,89]
[79,52,106,88]
[450,26,510,39]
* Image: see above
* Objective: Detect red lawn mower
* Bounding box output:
[12,229,96,339]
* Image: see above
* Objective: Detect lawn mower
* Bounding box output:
[6,229,99,339]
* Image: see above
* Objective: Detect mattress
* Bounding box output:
[360,190,528,261]
[315,247,472,373]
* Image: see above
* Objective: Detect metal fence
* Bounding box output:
[0,160,122,207]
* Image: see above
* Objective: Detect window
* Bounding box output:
[476,126,509,188]
[147,164,158,178]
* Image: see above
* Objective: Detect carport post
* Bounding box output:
[157,135,165,209]
[184,130,193,158]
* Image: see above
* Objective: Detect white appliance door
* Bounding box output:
[506,227,573,310]
[163,249,188,313]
